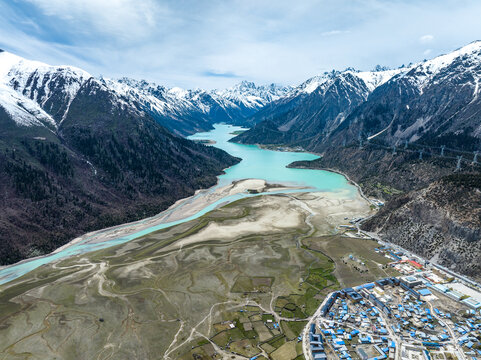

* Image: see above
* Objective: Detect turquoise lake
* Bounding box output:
[0,124,354,285]
[188,124,352,191]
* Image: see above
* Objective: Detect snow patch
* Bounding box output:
[0,84,56,127]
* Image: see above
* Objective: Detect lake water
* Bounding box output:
[189,124,352,191]
[0,124,354,285]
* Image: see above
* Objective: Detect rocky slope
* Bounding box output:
[233,68,404,147]
[290,144,481,278]
[319,41,481,153]
[363,174,481,281]
[0,50,239,265]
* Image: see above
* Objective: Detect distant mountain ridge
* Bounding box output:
[104,77,291,135]
[0,50,291,136]
[234,41,481,150]
[233,67,405,146]
[317,41,481,153]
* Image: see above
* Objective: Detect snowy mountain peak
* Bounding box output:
[232,80,256,91]
[3,41,481,134]
[215,81,292,101]
[168,86,190,99]
[0,50,295,131]
[297,73,334,94]
[0,51,91,83]
[351,68,406,91]
[298,67,406,95]
[398,41,481,94]
[421,40,481,73]
[0,51,92,126]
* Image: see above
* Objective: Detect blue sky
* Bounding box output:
[1,0,481,89]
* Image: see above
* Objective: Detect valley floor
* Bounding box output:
[0,184,380,360]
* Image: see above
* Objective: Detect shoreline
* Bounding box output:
[0,159,242,273]
[232,142,368,199]
[0,166,368,280]
[0,179,312,279]
[1,133,369,285]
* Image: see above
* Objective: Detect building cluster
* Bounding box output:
[313,284,397,360]
[309,273,481,360]
[431,283,481,310]
[374,245,481,312]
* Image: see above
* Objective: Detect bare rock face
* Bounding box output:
[363,177,481,281]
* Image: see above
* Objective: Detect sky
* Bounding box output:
[1,0,481,90]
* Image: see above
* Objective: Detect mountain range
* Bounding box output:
[1,41,481,278]
[234,42,481,150]
[233,67,403,146]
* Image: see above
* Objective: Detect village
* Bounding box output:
[180,217,481,360]
[305,248,481,360]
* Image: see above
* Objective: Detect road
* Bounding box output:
[302,292,335,360]
[426,301,467,360]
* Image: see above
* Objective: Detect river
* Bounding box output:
[0,124,355,285]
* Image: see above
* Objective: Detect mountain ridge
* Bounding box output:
[232,66,407,146]
[0,50,291,136]
[233,41,481,150]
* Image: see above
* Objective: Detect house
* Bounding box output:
[446,290,464,301]
[462,298,481,310]
[418,288,432,296]
[401,276,422,288]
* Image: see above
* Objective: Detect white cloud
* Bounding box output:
[419,34,434,43]
[423,49,432,56]
[1,0,481,89]
[23,0,170,41]
[321,30,350,37]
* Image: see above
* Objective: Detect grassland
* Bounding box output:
[303,235,400,288]
[0,191,388,360]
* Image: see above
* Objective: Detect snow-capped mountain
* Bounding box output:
[104,78,292,134]
[234,67,407,146]
[295,68,403,95]
[0,50,292,135]
[0,50,92,126]
[0,83,56,128]
[270,42,481,281]
[210,80,292,123]
[0,49,240,266]
[320,40,481,151]
[399,40,481,94]
[98,77,216,135]
[234,41,481,151]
